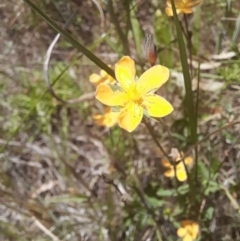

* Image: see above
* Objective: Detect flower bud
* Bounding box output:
[144,32,158,66]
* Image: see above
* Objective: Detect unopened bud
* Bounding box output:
[144,32,157,66]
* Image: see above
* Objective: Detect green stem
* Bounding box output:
[170,0,197,144]
[107,0,129,55]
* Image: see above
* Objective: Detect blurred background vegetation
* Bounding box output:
[1,0,240,240]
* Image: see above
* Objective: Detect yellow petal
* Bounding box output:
[115,56,136,92]
[183,234,193,241]
[143,94,173,117]
[184,156,193,165]
[137,65,170,94]
[164,169,174,178]
[176,168,187,182]
[96,83,130,106]
[93,108,119,128]
[93,114,102,120]
[89,73,105,86]
[100,70,115,84]
[165,7,173,16]
[181,8,193,14]
[177,227,187,238]
[191,222,199,239]
[117,102,143,132]
[186,0,202,7]
[181,220,192,227]
[161,159,171,167]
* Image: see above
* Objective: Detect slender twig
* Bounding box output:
[143,118,171,162]
[43,10,77,104]
[33,216,62,241]
[91,0,105,29]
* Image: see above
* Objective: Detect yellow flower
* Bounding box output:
[165,0,202,16]
[161,152,193,182]
[177,220,199,241]
[95,56,173,132]
[89,67,115,86]
[93,107,119,128]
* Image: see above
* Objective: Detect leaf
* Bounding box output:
[198,161,209,179]
[205,207,214,220]
[211,51,236,60]
[191,60,221,70]
[47,195,86,204]
[157,189,177,197]
[170,0,197,144]
[203,180,220,195]
[146,196,165,208]
[177,184,190,195]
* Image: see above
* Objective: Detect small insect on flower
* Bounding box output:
[144,32,158,66]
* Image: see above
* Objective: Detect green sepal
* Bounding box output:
[143,109,159,123]
[111,106,121,112]
[107,84,123,92]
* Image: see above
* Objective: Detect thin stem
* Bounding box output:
[183,14,193,77]
[143,118,170,162]
[194,62,201,184]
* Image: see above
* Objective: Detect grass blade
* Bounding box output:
[170,0,197,143]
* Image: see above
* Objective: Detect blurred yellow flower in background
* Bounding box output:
[177,220,199,241]
[161,151,192,182]
[165,0,202,16]
[93,107,119,128]
[95,56,173,132]
[89,66,115,86]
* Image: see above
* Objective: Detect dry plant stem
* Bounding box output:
[101,174,125,197]
[107,0,129,55]
[33,216,62,241]
[143,118,170,162]
[43,11,95,105]
[43,10,77,104]
[91,0,105,29]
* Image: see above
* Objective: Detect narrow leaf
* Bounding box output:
[170,0,197,143]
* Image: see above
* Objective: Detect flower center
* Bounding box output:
[128,88,144,106]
